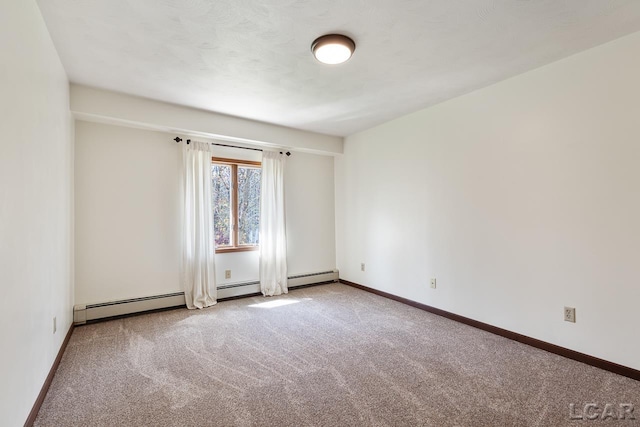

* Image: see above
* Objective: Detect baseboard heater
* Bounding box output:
[73,270,338,325]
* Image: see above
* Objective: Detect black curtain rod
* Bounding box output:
[173,137,291,156]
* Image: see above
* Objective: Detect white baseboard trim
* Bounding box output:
[74,270,338,324]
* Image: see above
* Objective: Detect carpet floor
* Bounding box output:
[34,283,639,426]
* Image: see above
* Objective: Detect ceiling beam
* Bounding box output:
[70,84,343,156]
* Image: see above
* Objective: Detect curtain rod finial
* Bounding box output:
[174,137,182,143]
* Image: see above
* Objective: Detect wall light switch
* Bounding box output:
[430,278,437,289]
[225,270,231,279]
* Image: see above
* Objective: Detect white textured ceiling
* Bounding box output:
[37,0,640,137]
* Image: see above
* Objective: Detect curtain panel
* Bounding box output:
[259,151,288,296]
[181,141,217,309]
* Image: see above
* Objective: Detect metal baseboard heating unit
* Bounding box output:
[74,270,338,325]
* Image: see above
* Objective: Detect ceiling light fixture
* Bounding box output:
[311,34,356,65]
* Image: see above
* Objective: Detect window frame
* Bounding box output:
[211,156,261,254]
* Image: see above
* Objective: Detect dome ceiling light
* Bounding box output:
[311,34,356,65]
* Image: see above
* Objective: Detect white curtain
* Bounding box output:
[259,151,288,296]
[181,141,217,309]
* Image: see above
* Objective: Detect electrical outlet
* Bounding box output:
[225,270,231,279]
[53,317,57,334]
[564,307,576,323]
[360,263,365,272]
[430,278,437,289]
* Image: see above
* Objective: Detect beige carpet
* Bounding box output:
[35,283,639,426]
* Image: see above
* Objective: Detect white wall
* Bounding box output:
[0,1,73,425]
[75,121,336,304]
[336,31,640,370]
[74,122,181,304]
[285,151,336,274]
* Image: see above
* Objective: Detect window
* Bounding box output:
[211,157,261,252]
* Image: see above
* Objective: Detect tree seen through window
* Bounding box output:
[212,158,261,251]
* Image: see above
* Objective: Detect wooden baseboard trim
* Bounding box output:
[339,279,640,382]
[24,323,75,427]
